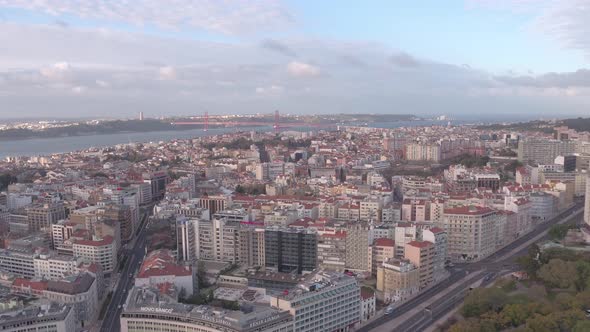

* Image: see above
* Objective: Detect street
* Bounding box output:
[99,206,151,332]
[360,201,585,332]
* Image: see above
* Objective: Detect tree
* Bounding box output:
[501,303,532,327]
[575,260,590,291]
[461,287,508,318]
[548,224,571,241]
[538,259,578,289]
[551,309,586,331]
[235,185,245,194]
[525,314,559,332]
[573,320,590,332]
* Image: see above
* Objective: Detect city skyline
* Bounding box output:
[0,1,589,119]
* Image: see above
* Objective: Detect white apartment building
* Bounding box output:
[0,248,36,278]
[443,206,498,263]
[194,218,240,263]
[34,252,81,280]
[270,272,361,332]
[72,236,118,274]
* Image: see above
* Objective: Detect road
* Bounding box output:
[361,201,585,332]
[99,205,152,332]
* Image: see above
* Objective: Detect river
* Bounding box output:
[0,120,465,158]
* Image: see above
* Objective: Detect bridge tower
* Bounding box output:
[274,110,279,134]
[204,111,209,132]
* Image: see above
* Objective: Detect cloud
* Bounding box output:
[256,85,284,95]
[0,23,588,119]
[0,0,293,34]
[494,69,590,88]
[261,39,296,57]
[389,52,420,67]
[287,61,320,77]
[40,62,71,79]
[158,66,177,80]
[532,0,590,56]
[72,85,86,93]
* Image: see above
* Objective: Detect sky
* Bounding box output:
[0,0,589,120]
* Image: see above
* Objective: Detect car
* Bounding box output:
[385,306,394,315]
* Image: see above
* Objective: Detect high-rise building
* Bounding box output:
[270,272,361,332]
[26,202,66,233]
[265,227,317,274]
[72,236,118,275]
[443,206,498,263]
[239,226,266,267]
[404,241,434,289]
[143,171,169,201]
[316,229,347,271]
[176,217,196,262]
[192,218,240,263]
[517,137,576,165]
[422,227,448,282]
[345,222,373,272]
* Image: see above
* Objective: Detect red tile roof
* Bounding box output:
[406,240,433,248]
[74,235,113,247]
[137,249,192,278]
[374,238,395,247]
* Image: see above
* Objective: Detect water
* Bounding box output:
[0,127,267,159]
[0,120,467,158]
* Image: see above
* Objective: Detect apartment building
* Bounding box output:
[404,241,434,289]
[72,236,118,275]
[345,223,373,272]
[135,249,195,296]
[26,202,66,233]
[12,272,99,328]
[376,258,420,303]
[265,227,317,274]
[316,229,347,271]
[269,272,361,332]
[369,238,395,276]
[443,206,498,263]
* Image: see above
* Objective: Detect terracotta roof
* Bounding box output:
[406,240,433,248]
[428,227,445,234]
[74,235,114,247]
[374,238,395,247]
[137,249,192,278]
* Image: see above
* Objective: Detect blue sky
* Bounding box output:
[0,0,589,119]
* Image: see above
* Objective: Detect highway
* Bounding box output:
[99,206,151,332]
[360,201,585,332]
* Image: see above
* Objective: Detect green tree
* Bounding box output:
[575,260,590,291]
[551,309,586,332]
[461,288,508,318]
[548,224,571,241]
[573,320,590,332]
[501,303,531,327]
[537,259,578,289]
[526,314,559,332]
